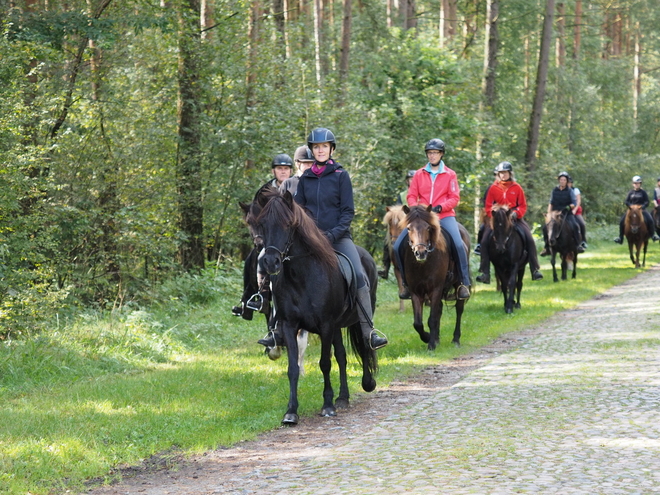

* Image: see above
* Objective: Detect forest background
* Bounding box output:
[1,0,659,332]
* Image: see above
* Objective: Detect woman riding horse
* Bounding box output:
[475,161,543,284]
[614,175,660,244]
[541,171,586,256]
[260,127,387,352]
[393,138,471,301]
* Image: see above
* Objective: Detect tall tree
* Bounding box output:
[524,0,555,172]
[176,0,205,270]
[573,0,582,59]
[483,0,498,109]
[338,0,352,102]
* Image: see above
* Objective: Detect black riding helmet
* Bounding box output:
[271,153,293,168]
[406,170,416,179]
[424,138,445,152]
[307,128,336,152]
[495,161,513,173]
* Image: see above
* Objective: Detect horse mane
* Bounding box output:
[625,204,646,232]
[489,204,511,230]
[257,188,338,271]
[402,205,447,251]
[383,205,405,246]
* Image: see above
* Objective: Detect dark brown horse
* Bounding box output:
[624,205,650,268]
[488,205,528,314]
[252,189,378,425]
[382,205,406,312]
[400,205,469,350]
[545,210,578,282]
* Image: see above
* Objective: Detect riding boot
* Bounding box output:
[356,285,388,350]
[257,321,283,348]
[614,216,624,243]
[475,230,491,284]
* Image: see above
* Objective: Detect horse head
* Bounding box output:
[626,205,644,235]
[545,210,564,248]
[383,205,405,249]
[402,205,445,262]
[490,204,514,254]
[256,189,336,276]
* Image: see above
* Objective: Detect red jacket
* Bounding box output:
[407,165,460,219]
[485,180,527,219]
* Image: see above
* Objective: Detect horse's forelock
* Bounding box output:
[405,206,445,250]
[383,205,405,226]
[490,204,511,230]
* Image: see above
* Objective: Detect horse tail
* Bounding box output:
[347,323,378,392]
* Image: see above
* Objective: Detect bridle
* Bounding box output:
[408,224,436,254]
[263,228,295,263]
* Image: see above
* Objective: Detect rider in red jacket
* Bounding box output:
[475,161,543,284]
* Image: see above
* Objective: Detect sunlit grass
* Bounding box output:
[0,234,658,494]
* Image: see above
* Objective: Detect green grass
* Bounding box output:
[0,225,658,494]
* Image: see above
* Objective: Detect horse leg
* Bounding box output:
[282,323,301,425]
[551,252,558,282]
[452,298,465,346]
[628,239,636,266]
[572,254,577,279]
[318,327,336,418]
[561,256,568,281]
[505,269,517,313]
[643,240,648,267]
[394,266,406,313]
[297,329,308,376]
[426,291,443,351]
[412,293,430,344]
[515,266,524,309]
[332,329,350,410]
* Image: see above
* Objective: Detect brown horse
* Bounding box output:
[400,205,469,350]
[545,210,578,282]
[382,205,406,312]
[624,205,650,268]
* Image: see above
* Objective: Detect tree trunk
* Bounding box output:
[176,0,205,270]
[406,0,416,30]
[338,0,352,100]
[573,0,581,60]
[633,23,640,126]
[313,0,323,87]
[555,2,565,67]
[524,0,554,172]
[483,0,498,109]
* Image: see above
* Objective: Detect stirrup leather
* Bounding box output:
[245,292,263,312]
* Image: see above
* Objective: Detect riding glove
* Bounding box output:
[431,205,442,214]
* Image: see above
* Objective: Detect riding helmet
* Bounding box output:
[632,175,642,183]
[307,128,336,151]
[424,138,445,153]
[557,171,570,180]
[294,146,314,163]
[495,161,513,173]
[271,153,294,168]
[406,170,416,179]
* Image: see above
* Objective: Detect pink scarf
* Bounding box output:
[312,159,334,176]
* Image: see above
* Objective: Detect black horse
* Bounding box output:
[251,188,378,425]
[488,205,528,314]
[653,206,660,239]
[545,210,578,282]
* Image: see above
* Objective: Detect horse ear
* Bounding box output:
[426,205,433,212]
[239,201,250,215]
[282,190,294,209]
[256,192,269,208]
[402,205,410,214]
[386,206,392,212]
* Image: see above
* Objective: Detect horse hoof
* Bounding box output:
[321,407,337,417]
[427,342,437,351]
[335,398,350,410]
[282,413,299,425]
[452,340,460,347]
[420,333,431,344]
[362,376,376,392]
[506,308,513,314]
[514,303,521,309]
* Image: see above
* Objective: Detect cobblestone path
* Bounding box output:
[89,266,660,494]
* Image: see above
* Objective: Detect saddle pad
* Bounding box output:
[335,251,358,306]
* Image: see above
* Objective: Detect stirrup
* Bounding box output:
[369,329,388,350]
[245,292,264,312]
[456,284,471,300]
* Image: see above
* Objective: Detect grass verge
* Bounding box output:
[0,225,657,494]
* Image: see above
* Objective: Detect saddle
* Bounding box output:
[335,251,358,311]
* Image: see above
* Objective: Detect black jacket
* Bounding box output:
[625,189,650,209]
[294,160,354,243]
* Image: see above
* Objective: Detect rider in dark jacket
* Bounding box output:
[613,175,660,243]
[540,171,586,255]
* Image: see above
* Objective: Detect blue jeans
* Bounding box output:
[393,216,470,287]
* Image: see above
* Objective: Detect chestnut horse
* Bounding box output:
[400,205,469,350]
[624,205,650,268]
[382,205,407,311]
